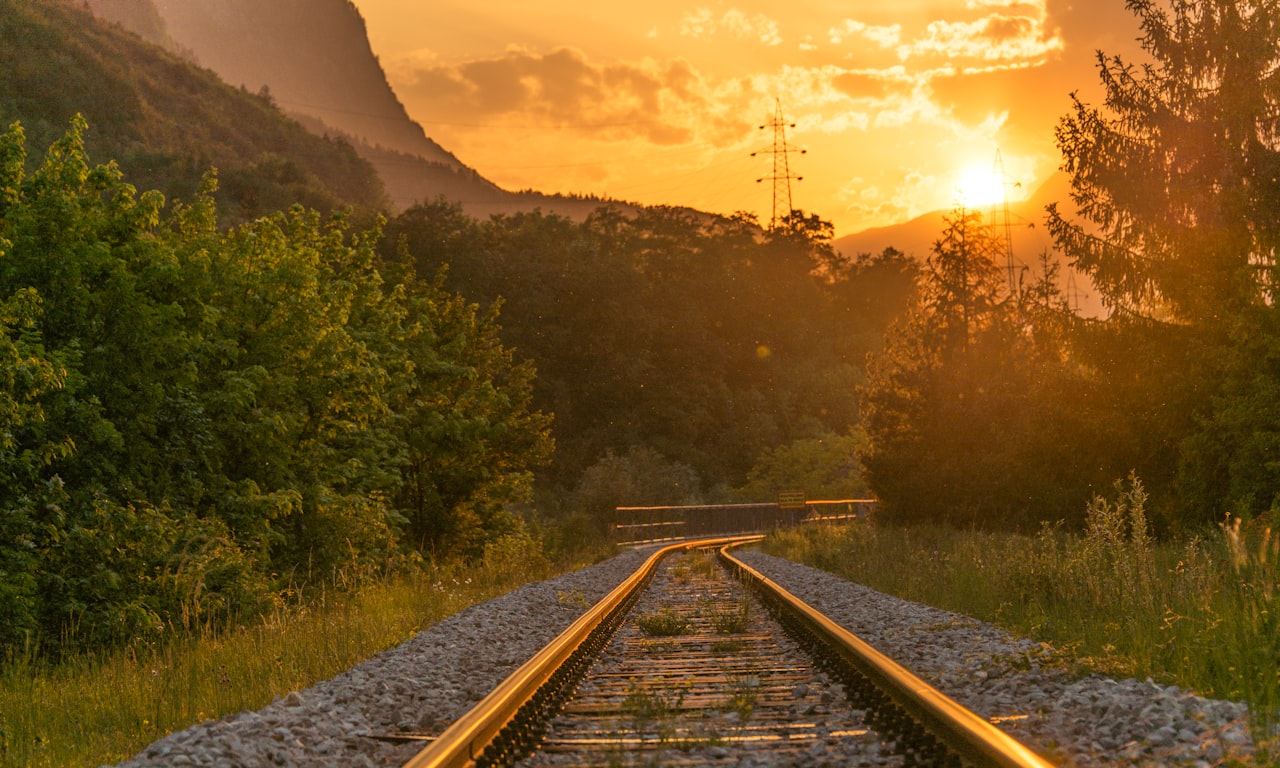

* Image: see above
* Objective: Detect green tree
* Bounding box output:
[734,431,870,502]
[395,272,553,558]
[0,287,70,648]
[0,119,555,655]
[0,120,265,653]
[571,446,703,520]
[1048,0,1280,525]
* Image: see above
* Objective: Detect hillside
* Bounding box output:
[0,0,388,219]
[84,0,641,218]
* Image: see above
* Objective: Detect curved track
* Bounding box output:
[402,537,1054,768]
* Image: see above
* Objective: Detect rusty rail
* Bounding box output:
[402,537,1054,768]
[721,546,1055,768]
[400,535,764,768]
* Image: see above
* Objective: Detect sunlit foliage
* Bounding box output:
[0,119,550,656]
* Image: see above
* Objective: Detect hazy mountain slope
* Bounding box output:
[146,0,458,168]
[834,172,1071,261]
[85,0,637,218]
[834,172,1102,313]
[79,0,172,47]
[1,0,388,218]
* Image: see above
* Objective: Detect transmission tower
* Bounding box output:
[751,99,805,230]
[989,149,1021,298]
[1066,271,1088,315]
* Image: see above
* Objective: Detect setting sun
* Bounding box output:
[955,164,1007,208]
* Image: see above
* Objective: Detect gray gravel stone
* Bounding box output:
[111,545,1265,767]
[733,550,1263,767]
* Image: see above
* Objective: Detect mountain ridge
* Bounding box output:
[1,0,387,219]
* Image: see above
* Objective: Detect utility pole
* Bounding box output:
[751,99,805,230]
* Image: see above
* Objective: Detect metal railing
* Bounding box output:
[612,499,876,546]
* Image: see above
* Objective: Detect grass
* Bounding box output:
[0,541,603,768]
[761,476,1280,754]
[710,599,752,635]
[719,675,758,722]
[635,610,692,637]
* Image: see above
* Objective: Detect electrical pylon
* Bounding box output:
[990,149,1020,298]
[751,99,805,230]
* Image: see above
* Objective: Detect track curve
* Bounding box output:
[402,538,1055,768]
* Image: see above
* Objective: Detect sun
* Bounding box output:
[955,164,1007,208]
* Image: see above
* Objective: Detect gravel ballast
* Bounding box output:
[733,550,1259,767]
[114,546,1260,767]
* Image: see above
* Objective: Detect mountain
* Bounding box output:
[1,0,388,219]
[148,0,459,169]
[833,172,1102,314]
[834,172,1073,262]
[83,0,627,219]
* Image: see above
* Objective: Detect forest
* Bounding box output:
[3,0,1280,661]
[0,115,916,657]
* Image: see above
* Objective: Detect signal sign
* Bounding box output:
[777,490,807,510]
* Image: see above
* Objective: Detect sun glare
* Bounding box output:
[955,165,1007,208]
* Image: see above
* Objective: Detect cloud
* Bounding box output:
[389,46,732,144]
[900,14,1063,63]
[832,68,914,101]
[966,0,1041,8]
[828,20,902,48]
[680,8,782,46]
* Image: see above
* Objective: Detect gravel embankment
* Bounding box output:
[114,546,1260,767]
[735,550,1259,767]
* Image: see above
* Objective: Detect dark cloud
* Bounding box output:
[1043,0,1148,81]
[931,65,1049,124]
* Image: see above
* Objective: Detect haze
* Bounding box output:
[352,0,1145,236]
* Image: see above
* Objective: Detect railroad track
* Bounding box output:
[403,537,1054,768]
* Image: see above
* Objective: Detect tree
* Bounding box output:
[1050,0,1280,324]
[733,431,870,502]
[395,272,554,558]
[919,207,1005,358]
[860,207,1007,524]
[0,119,557,655]
[860,208,1102,528]
[1048,0,1280,525]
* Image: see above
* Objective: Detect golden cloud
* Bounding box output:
[828,20,902,48]
[389,46,733,145]
[680,7,782,47]
[899,13,1062,63]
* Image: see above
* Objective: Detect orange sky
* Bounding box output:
[350,0,1145,237]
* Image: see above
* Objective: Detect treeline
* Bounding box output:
[0,119,550,655]
[859,210,1115,529]
[380,202,915,511]
[861,0,1280,534]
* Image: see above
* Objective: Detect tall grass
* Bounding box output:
[0,531,598,768]
[763,476,1279,747]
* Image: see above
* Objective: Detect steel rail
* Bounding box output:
[401,535,765,768]
[720,545,1056,768]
